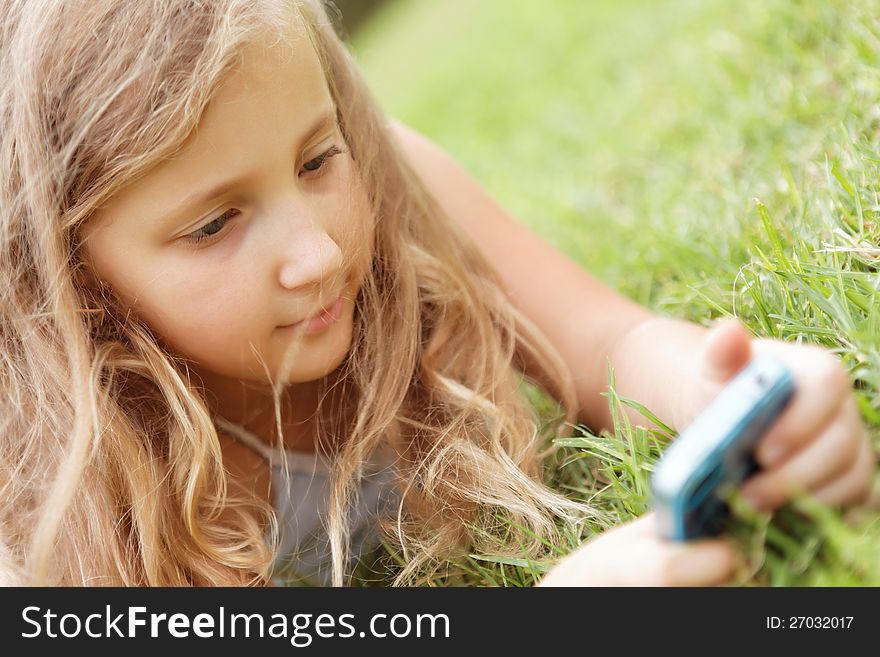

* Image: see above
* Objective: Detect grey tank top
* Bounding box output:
[215,416,400,586]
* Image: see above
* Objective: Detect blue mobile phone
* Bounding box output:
[650,357,795,541]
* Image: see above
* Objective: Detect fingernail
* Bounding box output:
[762,443,787,467]
[744,496,761,511]
[742,489,765,512]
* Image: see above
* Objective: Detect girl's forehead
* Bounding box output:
[212,31,327,114]
[172,34,333,177]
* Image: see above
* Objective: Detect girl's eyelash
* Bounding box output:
[185,208,240,245]
[184,144,348,246]
[301,144,346,173]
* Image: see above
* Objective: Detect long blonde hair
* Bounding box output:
[0,0,592,586]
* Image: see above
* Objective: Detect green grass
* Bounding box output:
[345,0,880,585]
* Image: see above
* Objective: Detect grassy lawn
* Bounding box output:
[346,0,880,585]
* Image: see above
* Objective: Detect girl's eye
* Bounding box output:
[301,144,347,176]
[183,144,347,246]
[184,209,239,245]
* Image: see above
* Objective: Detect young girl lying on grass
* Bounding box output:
[0,0,874,587]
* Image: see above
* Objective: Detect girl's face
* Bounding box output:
[81,30,374,393]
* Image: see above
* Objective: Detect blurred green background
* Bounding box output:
[343,0,878,310]
[329,0,880,585]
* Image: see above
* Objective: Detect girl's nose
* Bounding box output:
[277,225,344,292]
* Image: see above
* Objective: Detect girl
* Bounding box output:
[0,0,873,587]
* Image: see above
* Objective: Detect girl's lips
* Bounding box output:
[278,295,345,334]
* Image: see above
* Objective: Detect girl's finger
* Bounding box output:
[752,349,850,466]
[543,514,736,587]
[669,541,738,587]
[741,411,861,510]
[635,538,737,587]
[811,437,877,507]
[621,516,737,586]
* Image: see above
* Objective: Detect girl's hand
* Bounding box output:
[537,513,737,586]
[677,319,876,512]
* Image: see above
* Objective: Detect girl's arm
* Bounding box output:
[388,118,696,434]
[389,119,875,512]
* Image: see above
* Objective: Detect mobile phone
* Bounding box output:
[650,357,795,541]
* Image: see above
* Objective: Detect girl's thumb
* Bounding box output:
[700,318,752,384]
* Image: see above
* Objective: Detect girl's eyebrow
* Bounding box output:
[157,105,338,225]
